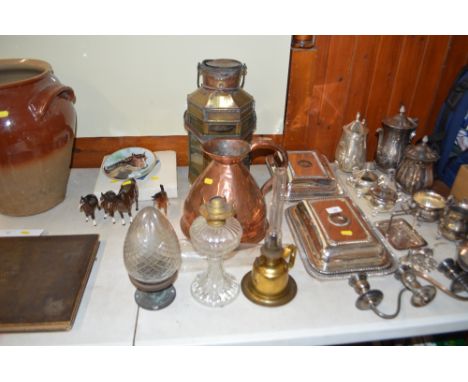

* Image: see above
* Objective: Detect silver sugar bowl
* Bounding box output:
[396,136,439,194]
[439,197,468,241]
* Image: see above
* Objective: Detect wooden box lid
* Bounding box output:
[0,234,99,333]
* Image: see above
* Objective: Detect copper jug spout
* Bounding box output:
[180,138,288,243]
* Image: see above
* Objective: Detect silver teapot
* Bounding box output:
[395,136,439,194]
[376,105,418,172]
[335,113,368,173]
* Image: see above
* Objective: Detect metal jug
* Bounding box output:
[335,113,368,173]
[376,105,418,172]
[180,138,288,244]
[395,136,439,194]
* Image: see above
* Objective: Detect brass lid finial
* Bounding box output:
[199,196,234,226]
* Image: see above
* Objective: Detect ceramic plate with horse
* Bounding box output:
[103,147,158,180]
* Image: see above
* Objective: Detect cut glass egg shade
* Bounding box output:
[123,207,181,310]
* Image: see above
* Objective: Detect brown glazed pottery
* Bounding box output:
[180,138,288,243]
[0,59,76,216]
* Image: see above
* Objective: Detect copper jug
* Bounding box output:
[180,138,288,243]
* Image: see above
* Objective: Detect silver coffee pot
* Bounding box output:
[335,112,368,173]
[376,105,418,172]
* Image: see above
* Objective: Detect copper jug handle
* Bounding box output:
[29,84,76,121]
[249,138,288,196]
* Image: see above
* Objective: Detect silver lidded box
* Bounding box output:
[266,150,343,201]
[286,196,396,280]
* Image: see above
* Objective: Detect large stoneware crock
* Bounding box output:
[0,59,76,216]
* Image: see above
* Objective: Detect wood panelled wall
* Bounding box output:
[72,35,468,167]
[283,35,468,161]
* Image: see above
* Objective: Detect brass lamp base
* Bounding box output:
[241,271,297,307]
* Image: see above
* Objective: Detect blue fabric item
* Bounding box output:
[430,65,468,187]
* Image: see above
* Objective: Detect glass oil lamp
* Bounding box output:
[190,196,243,307]
[123,206,181,310]
[241,167,297,306]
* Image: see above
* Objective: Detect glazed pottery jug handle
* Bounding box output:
[250,138,288,196]
[29,85,76,121]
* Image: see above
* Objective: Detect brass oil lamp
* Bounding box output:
[241,167,297,306]
[184,58,256,183]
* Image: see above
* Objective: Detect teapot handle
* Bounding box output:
[249,138,288,195]
[376,127,384,155]
[408,117,419,128]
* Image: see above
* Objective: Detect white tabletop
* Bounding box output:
[0,166,466,345]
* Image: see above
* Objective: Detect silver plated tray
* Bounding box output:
[375,218,427,251]
[286,196,397,280]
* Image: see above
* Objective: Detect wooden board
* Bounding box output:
[72,134,282,168]
[0,234,100,332]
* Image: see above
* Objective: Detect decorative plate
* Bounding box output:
[103,147,158,180]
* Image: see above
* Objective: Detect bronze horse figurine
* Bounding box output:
[79,194,101,226]
[100,179,139,225]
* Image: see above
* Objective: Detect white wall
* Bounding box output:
[0,36,290,137]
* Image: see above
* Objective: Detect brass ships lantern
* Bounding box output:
[184,58,257,183]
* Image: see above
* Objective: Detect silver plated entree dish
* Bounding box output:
[286,196,396,280]
[266,150,344,201]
